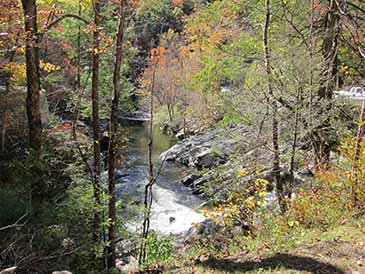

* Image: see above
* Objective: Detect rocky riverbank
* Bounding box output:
[160,125,312,199]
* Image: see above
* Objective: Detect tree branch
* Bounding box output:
[0,213,27,232]
[347,1,365,14]
[44,14,90,32]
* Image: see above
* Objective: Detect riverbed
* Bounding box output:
[116,122,205,235]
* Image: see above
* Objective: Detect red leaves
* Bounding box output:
[52,123,75,133]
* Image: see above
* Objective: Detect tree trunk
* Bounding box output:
[263,0,285,212]
[139,53,158,266]
[21,0,43,156]
[91,0,102,243]
[107,0,125,269]
[313,0,343,167]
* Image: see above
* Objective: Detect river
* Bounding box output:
[116,121,205,235]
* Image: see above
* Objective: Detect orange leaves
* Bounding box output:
[150,47,166,64]
[171,0,184,8]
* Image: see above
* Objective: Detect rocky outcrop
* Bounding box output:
[160,126,245,169]
[162,125,309,198]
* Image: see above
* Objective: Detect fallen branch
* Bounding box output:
[0,213,27,232]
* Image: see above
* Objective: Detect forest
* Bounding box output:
[0,0,365,273]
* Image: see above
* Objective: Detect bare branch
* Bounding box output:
[0,213,27,232]
[43,14,90,32]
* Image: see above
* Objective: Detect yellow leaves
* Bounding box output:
[355,119,365,127]
[245,196,256,209]
[5,62,26,85]
[287,220,299,228]
[40,61,61,73]
[16,47,25,55]
[237,169,249,177]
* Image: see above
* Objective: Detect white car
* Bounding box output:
[334,86,365,100]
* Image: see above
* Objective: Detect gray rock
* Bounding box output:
[118,256,138,273]
[192,175,211,195]
[52,271,73,274]
[116,239,137,258]
[181,174,202,186]
[175,129,185,140]
[181,219,224,243]
[169,216,176,224]
[160,127,238,169]
[193,148,227,168]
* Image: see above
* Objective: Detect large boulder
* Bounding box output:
[192,148,227,168]
[160,127,241,169]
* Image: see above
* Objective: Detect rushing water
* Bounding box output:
[116,122,205,235]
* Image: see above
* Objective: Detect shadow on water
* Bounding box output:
[197,253,345,274]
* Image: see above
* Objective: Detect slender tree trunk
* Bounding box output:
[289,87,302,192]
[139,55,158,266]
[21,0,43,156]
[91,0,102,243]
[76,0,82,91]
[263,0,285,212]
[107,0,125,269]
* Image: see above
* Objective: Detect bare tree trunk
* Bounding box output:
[289,87,302,192]
[139,56,158,266]
[263,0,285,212]
[351,98,365,208]
[308,0,315,190]
[91,0,102,243]
[21,0,43,156]
[107,0,125,269]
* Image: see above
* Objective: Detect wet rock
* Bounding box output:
[175,129,185,140]
[169,216,176,224]
[181,174,202,186]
